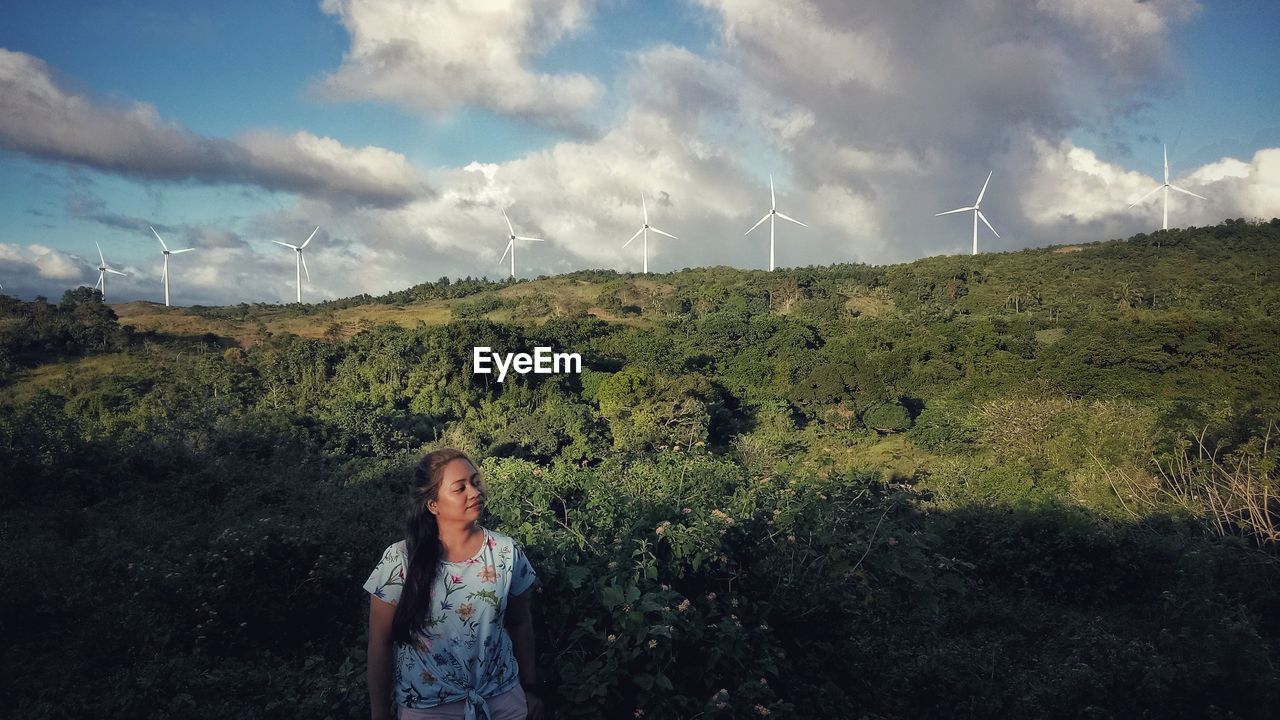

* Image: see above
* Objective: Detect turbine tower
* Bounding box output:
[149,226,194,307]
[936,171,999,256]
[273,226,319,303]
[93,242,127,301]
[745,175,807,271]
[623,194,676,274]
[1127,145,1207,231]
[499,208,545,279]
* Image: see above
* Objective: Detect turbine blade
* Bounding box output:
[169,248,195,254]
[515,236,545,242]
[976,171,992,205]
[95,274,104,291]
[150,226,169,251]
[978,210,1000,239]
[650,227,677,240]
[96,242,105,266]
[1127,184,1163,208]
[745,213,770,235]
[770,175,776,210]
[641,194,648,225]
[499,240,513,263]
[935,206,975,216]
[776,212,807,227]
[1170,185,1207,201]
[301,226,320,249]
[503,208,515,236]
[300,252,310,283]
[623,227,644,247]
[1163,144,1169,184]
[107,268,127,276]
[273,240,298,249]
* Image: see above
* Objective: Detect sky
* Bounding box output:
[1,0,1278,306]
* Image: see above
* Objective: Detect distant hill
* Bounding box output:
[107,218,1280,345]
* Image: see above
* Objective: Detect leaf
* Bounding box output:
[602,584,624,609]
[565,565,591,589]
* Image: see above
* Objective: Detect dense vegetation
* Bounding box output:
[184,275,512,321]
[2,220,1279,719]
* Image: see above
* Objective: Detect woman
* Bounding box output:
[365,449,546,720]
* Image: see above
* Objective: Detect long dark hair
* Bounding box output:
[391,448,473,644]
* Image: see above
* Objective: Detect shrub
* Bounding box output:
[863,401,912,433]
[452,295,506,318]
[909,401,979,452]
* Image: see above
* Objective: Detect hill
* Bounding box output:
[2,219,1279,718]
[100,218,1278,343]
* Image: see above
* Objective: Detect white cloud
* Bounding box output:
[1184,157,1253,185]
[236,130,425,206]
[1190,148,1280,219]
[1038,0,1199,62]
[0,243,107,301]
[1015,138,1279,235]
[30,245,85,281]
[1017,137,1158,226]
[0,49,427,206]
[314,0,603,129]
[315,103,884,280]
[694,0,899,92]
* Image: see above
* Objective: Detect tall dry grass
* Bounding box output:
[1097,421,1279,545]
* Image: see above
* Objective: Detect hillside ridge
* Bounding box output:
[102,220,1279,345]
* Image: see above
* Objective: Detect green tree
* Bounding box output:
[596,366,718,451]
[863,401,912,433]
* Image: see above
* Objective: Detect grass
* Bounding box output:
[110,276,669,342]
[114,301,456,345]
[782,424,936,483]
[273,303,454,339]
[0,353,134,404]
[845,291,895,318]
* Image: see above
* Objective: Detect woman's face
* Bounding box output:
[429,458,485,524]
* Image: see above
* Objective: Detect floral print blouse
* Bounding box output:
[363,527,536,719]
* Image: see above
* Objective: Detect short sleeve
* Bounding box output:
[363,542,406,604]
[509,542,537,597]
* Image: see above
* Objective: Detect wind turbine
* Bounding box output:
[149,226,194,307]
[499,208,545,279]
[1127,144,1207,231]
[745,175,807,271]
[623,194,676,274]
[93,242,127,301]
[936,171,999,256]
[273,226,319,303]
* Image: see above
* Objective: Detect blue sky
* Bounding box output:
[1072,0,1280,169]
[1,0,1277,305]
